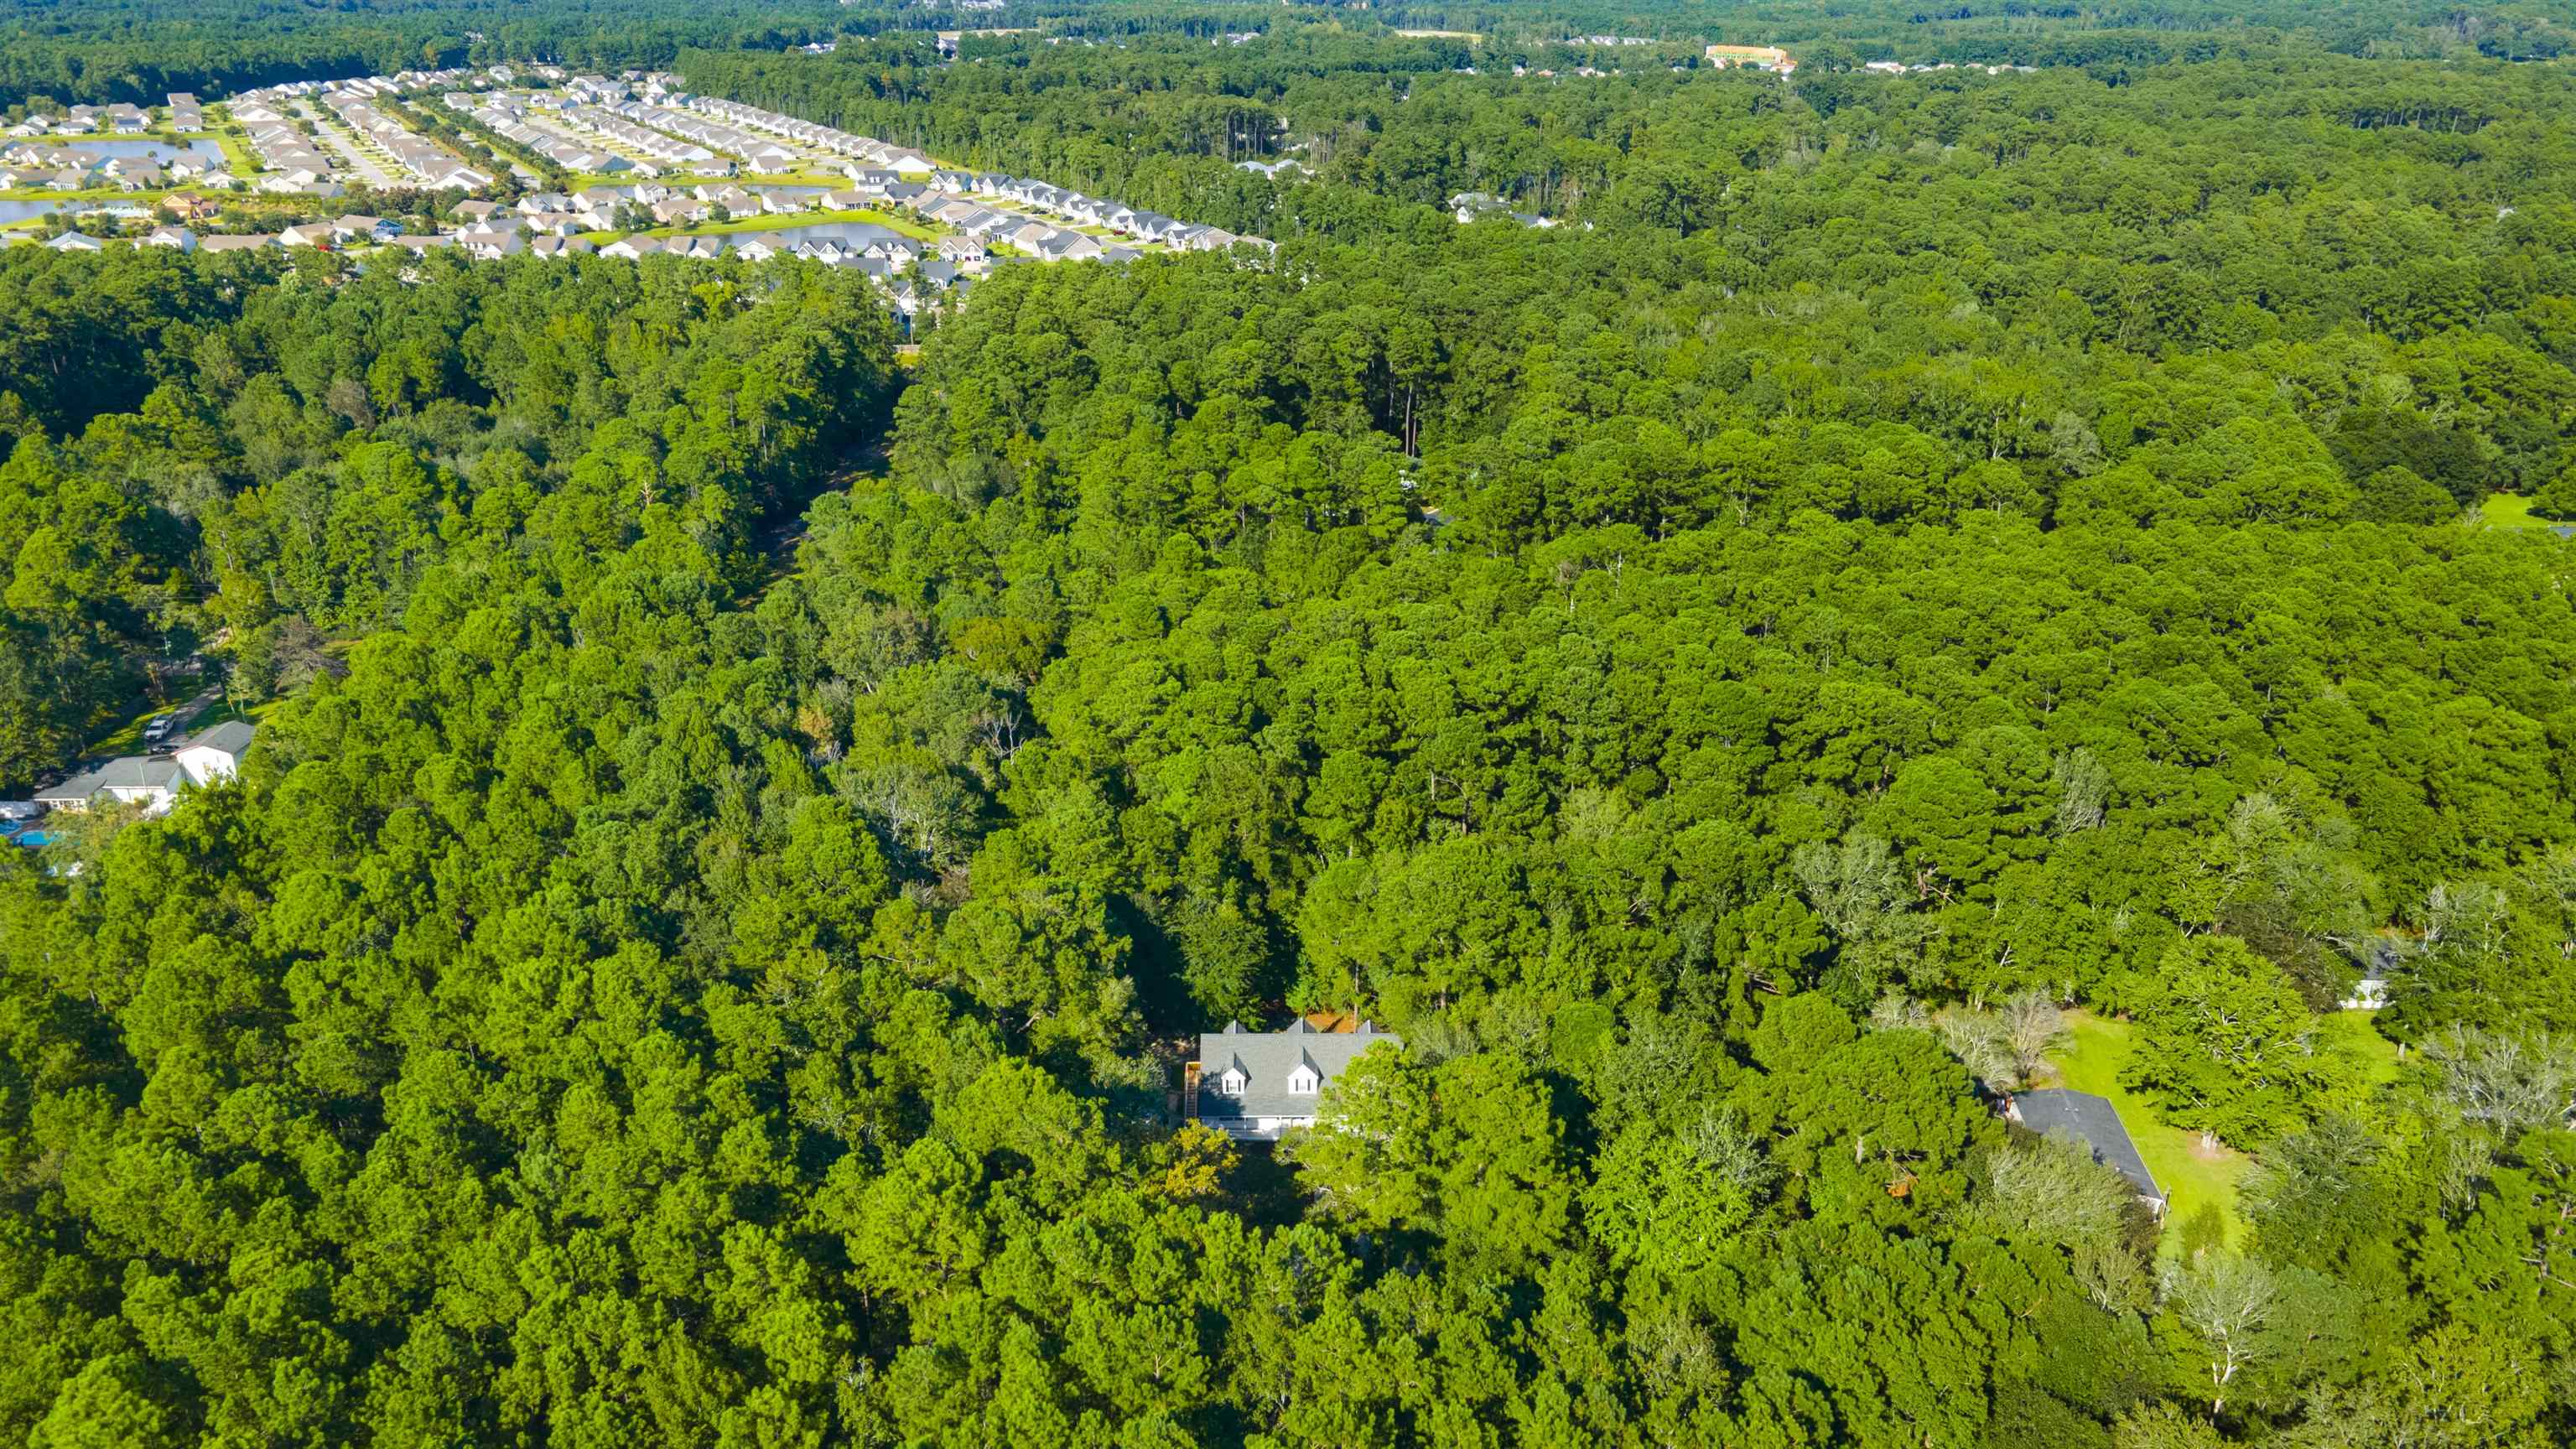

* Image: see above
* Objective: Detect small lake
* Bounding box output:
[598,184,832,204]
[702,220,914,251]
[48,139,224,162]
[0,199,70,223]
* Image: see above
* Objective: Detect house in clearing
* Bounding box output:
[35,721,254,816]
[2007,1088,2166,1214]
[1191,1018,1400,1141]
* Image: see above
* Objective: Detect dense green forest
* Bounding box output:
[12,0,2576,111]
[5,3,2576,1447]
[0,0,849,112]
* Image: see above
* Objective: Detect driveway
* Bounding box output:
[293,101,396,188]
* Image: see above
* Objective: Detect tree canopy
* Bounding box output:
[4,4,2576,1446]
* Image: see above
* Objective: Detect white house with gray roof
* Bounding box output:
[34,720,253,816]
[1192,1019,1400,1140]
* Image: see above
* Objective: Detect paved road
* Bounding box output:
[169,683,226,733]
[293,101,396,188]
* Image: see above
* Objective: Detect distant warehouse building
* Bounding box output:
[1705,44,1796,73]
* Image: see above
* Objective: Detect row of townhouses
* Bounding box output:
[324,90,491,190]
[938,170,1260,252]
[4,101,153,138]
[0,143,226,194]
[678,92,938,174]
[459,96,630,176]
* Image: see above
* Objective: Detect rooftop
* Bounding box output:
[1194,1017,1399,1124]
[2014,1088,2163,1202]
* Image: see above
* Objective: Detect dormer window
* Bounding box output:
[1218,1067,1246,1094]
[1288,1063,1320,1093]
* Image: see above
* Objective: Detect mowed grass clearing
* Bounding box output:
[654,206,942,242]
[2481,493,2548,530]
[2479,492,2573,534]
[2044,1007,2404,1257]
[2045,1010,2253,1254]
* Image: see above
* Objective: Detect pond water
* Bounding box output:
[704,220,914,251]
[5,136,224,162]
[0,199,70,223]
[21,139,225,162]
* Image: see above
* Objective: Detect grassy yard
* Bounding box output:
[2044,1008,2406,1255]
[86,688,234,760]
[2478,492,2573,534]
[210,134,262,179]
[655,206,942,242]
[2314,1007,2407,1098]
[48,689,280,803]
[0,187,147,203]
[2044,1011,2255,1254]
[2480,493,2549,530]
[567,169,853,191]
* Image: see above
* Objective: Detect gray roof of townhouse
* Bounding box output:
[1195,1019,1400,1122]
[2015,1089,2163,1201]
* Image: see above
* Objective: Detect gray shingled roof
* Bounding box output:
[1195,1020,1400,1122]
[35,755,187,803]
[2016,1088,2163,1201]
[183,719,255,756]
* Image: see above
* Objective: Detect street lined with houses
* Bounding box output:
[7,65,1274,340]
[293,99,395,188]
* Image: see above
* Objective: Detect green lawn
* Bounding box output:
[67,687,268,780]
[2314,1007,2407,1098]
[1,188,143,202]
[89,693,211,759]
[2045,1011,2254,1254]
[742,170,856,187]
[567,169,853,191]
[2043,1008,2406,1255]
[2480,493,2548,530]
[655,206,942,242]
[208,134,263,179]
